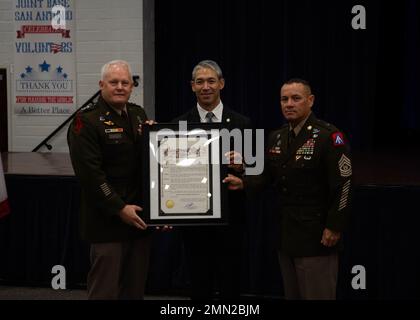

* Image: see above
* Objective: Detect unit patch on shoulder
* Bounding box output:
[74,113,83,134]
[332,132,345,146]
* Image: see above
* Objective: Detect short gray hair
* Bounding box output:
[101,60,133,81]
[192,60,223,80]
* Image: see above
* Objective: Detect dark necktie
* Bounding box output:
[121,109,133,134]
[121,109,129,122]
[205,112,214,123]
[288,129,296,150]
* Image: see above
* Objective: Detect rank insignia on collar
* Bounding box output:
[104,121,115,126]
[332,132,345,146]
[105,128,124,133]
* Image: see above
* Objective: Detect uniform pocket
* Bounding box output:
[104,133,130,145]
[267,155,281,167]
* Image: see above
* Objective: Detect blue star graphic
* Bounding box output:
[20,73,26,78]
[25,66,33,73]
[63,73,68,79]
[39,60,50,72]
[56,66,63,73]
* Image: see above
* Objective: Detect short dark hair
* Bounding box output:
[283,78,312,94]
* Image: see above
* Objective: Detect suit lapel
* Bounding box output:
[221,107,231,123]
[187,108,201,122]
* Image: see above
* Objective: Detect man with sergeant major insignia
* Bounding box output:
[224,78,352,300]
[67,60,152,299]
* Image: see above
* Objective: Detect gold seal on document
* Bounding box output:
[166,200,175,208]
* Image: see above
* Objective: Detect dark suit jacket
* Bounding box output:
[172,105,252,225]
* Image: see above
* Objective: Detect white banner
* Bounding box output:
[13,0,76,115]
[0,155,9,219]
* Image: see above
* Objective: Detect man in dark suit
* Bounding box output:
[224,78,352,300]
[67,60,152,299]
[173,60,252,299]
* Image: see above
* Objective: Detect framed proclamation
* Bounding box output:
[142,122,229,226]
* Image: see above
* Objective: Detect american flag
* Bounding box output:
[0,154,10,219]
[51,43,62,54]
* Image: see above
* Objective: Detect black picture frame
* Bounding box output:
[142,122,229,226]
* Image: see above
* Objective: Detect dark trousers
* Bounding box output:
[278,251,338,300]
[183,225,243,300]
[87,235,152,300]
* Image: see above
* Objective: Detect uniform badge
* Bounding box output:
[104,121,115,126]
[136,116,143,134]
[99,116,105,121]
[295,155,302,161]
[269,146,281,154]
[307,125,312,130]
[73,113,83,134]
[339,180,351,211]
[338,154,352,177]
[100,182,112,197]
[296,139,315,155]
[105,128,124,133]
[304,156,312,160]
[332,132,345,146]
[313,128,320,134]
[275,133,281,146]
